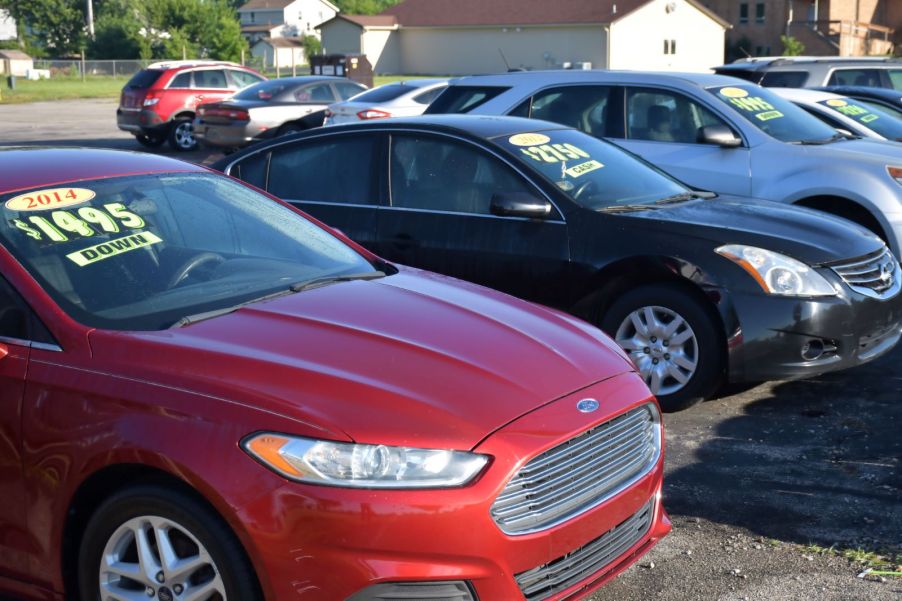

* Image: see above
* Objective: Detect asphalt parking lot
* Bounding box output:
[1,99,900,600]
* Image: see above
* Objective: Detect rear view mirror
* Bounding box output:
[490,192,553,219]
[698,125,742,148]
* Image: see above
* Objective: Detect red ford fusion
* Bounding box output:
[0,148,669,601]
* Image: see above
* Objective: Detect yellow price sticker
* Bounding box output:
[509,133,551,146]
[67,231,163,267]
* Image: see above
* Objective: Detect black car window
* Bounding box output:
[800,107,845,130]
[626,88,728,144]
[815,97,902,141]
[509,98,531,118]
[297,83,335,103]
[0,276,48,342]
[334,81,366,100]
[828,69,883,88]
[229,69,265,89]
[193,69,228,89]
[424,86,509,114]
[168,71,193,89]
[232,152,269,189]
[352,84,410,103]
[389,135,533,215]
[412,86,444,105]
[760,71,808,87]
[529,86,613,138]
[234,80,291,101]
[268,135,377,204]
[125,69,164,89]
[712,69,763,84]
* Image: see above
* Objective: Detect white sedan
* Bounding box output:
[324,79,448,125]
[772,87,902,142]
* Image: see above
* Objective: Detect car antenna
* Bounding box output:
[498,48,512,71]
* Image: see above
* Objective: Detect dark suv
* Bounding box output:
[117,60,266,151]
[713,57,902,90]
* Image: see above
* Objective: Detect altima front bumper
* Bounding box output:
[234,372,670,601]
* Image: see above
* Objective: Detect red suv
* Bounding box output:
[117,60,266,152]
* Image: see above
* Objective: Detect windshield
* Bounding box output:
[818,97,902,140]
[233,80,293,101]
[708,84,839,143]
[0,173,378,331]
[350,84,412,103]
[497,129,690,209]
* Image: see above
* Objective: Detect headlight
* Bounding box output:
[888,166,902,186]
[243,433,489,488]
[716,245,836,297]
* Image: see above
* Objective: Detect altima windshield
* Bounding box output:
[497,129,690,209]
[708,84,839,143]
[0,173,379,330]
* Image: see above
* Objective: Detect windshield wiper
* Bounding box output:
[599,204,661,213]
[654,191,716,205]
[170,271,386,328]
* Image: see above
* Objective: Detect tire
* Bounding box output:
[168,118,198,152]
[600,283,724,412]
[135,134,165,148]
[78,484,262,601]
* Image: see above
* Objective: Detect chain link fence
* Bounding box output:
[31,58,310,79]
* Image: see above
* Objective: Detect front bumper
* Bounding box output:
[194,119,271,148]
[727,279,902,382]
[116,107,168,136]
[234,373,669,601]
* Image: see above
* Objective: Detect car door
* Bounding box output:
[0,276,32,577]
[251,132,383,246]
[614,86,752,196]
[374,132,571,307]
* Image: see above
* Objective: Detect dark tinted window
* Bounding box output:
[334,81,367,100]
[816,97,902,140]
[627,88,728,143]
[268,135,377,204]
[828,69,882,88]
[0,277,29,340]
[168,71,192,89]
[296,83,335,102]
[530,86,613,137]
[232,152,269,189]
[193,69,228,89]
[352,84,410,103]
[234,80,292,101]
[413,86,445,105]
[389,135,532,215]
[509,98,531,118]
[712,69,763,83]
[425,86,509,114]
[760,71,808,87]
[126,69,164,89]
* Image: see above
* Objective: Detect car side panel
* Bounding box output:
[0,341,29,581]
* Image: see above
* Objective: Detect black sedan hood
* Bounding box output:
[622,196,884,264]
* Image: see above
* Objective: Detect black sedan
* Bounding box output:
[213,116,902,411]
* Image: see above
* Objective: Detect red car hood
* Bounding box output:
[88,268,635,450]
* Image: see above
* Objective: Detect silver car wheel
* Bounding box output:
[173,122,196,150]
[99,515,225,601]
[615,305,698,396]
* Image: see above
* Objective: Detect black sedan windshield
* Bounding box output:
[816,97,902,141]
[708,84,838,143]
[0,173,378,330]
[497,129,689,209]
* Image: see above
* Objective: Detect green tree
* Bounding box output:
[0,0,86,56]
[90,13,151,59]
[300,33,320,60]
[781,35,805,56]
[207,12,247,61]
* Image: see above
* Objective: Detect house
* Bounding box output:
[0,49,33,77]
[318,0,730,75]
[251,37,307,69]
[705,0,899,58]
[238,0,339,43]
[0,9,16,41]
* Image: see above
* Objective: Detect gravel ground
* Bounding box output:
[2,98,900,600]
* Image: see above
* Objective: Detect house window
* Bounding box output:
[739,3,748,24]
[250,11,255,22]
[755,2,765,24]
[663,39,677,55]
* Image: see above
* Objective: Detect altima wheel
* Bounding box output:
[615,305,698,397]
[168,119,198,151]
[79,485,262,601]
[601,283,724,412]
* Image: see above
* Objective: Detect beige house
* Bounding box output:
[0,50,33,77]
[319,0,730,75]
[250,37,307,69]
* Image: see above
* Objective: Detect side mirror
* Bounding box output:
[698,124,742,148]
[490,192,553,219]
[835,127,855,138]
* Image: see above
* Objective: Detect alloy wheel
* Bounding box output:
[615,305,698,396]
[173,122,196,150]
[99,515,225,601]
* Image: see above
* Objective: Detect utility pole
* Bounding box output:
[86,0,94,38]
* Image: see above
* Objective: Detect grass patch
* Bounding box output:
[800,542,900,571]
[0,76,129,104]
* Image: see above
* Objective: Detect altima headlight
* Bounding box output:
[716,245,836,297]
[243,433,489,488]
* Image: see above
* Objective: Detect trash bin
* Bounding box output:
[310,54,373,88]
[6,76,15,90]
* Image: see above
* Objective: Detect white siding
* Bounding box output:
[320,19,364,54]
[0,10,15,41]
[361,29,400,73]
[608,0,725,71]
[250,42,306,68]
[398,25,607,75]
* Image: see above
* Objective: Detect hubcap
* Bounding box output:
[615,305,698,396]
[174,122,195,149]
[99,515,225,601]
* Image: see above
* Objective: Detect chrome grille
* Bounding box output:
[491,404,660,535]
[830,246,899,298]
[515,499,654,601]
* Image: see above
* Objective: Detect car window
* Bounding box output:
[626,88,728,144]
[268,135,377,204]
[529,86,613,138]
[296,83,335,103]
[334,81,366,100]
[390,135,533,215]
[168,71,193,89]
[234,80,291,101]
[708,84,838,143]
[760,71,808,87]
[0,276,49,342]
[424,86,509,114]
[413,86,445,105]
[231,152,269,189]
[0,174,376,331]
[229,69,265,89]
[193,69,228,89]
[816,97,902,141]
[889,69,902,91]
[125,69,164,90]
[856,98,902,119]
[801,106,846,130]
[350,84,409,103]
[498,128,688,210]
[828,69,882,88]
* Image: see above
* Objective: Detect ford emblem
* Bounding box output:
[576,398,599,413]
